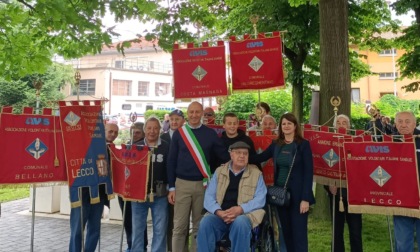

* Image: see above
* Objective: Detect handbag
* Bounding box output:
[267,150,297,207]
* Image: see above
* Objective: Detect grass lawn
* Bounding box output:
[309,213,395,252]
[0,185,30,203]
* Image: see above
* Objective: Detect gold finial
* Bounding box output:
[249,15,259,37]
[330,96,341,113]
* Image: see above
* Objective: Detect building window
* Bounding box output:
[379,72,398,79]
[138,81,149,96]
[155,82,170,96]
[379,49,397,56]
[112,80,132,96]
[72,79,96,96]
[115,60,124,69]
[380,92,394,97]
[351,88,360,103]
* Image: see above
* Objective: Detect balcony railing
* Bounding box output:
[69,58,173,74]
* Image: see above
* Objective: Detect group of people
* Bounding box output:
[69,100,420,252]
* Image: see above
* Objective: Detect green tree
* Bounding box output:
[0,63,73,112]
[0,0,160,79]
[393,0,420,92]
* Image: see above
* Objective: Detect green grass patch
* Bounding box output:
[0,185,30,203]
[309,213,394,251]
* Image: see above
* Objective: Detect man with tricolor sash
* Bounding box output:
[167,101,230,252]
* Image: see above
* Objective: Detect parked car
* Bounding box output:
[103,115,118,124]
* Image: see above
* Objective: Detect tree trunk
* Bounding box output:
[313,0,351,220]
[292,78,304,122]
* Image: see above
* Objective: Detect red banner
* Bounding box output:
[304,126,350,186]
[229,32,284,90]
[250,134,277,185]
[59,101,113,207]
[0,107,67,184]
[344,140,420,217]
[172,41,227,99]
[109,144,150,201]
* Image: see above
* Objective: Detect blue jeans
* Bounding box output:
[394,215,420,252]
[131,196,168,252]
[196,214,252,252]
[69,188,105,252]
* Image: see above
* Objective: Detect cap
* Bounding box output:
[229,141,250,151]
[169,109,184,118]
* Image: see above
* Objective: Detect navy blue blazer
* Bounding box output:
[252,139,315,205]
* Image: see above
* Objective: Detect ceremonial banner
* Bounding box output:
[229,32,284,90]
[0,107,67,184]
[59,101,113,207]
[250,134,277,185]
[344,140,420,217]
[172,41,227,99]
[304,126,349,186]
[109,144,150,201]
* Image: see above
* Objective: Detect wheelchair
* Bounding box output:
[216,205,276,252]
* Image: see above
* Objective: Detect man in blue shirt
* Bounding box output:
[196,141,266,252]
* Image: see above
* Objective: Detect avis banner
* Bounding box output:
[0,107,67,184]
[344,140,420,217]
[250,134,277,185]
[172,41,227,99]
[229,32,284,91]
[59,101,113,207]
[109,144,150,202]
[304,126,350,186]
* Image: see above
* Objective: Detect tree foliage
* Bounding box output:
[0,63,73,112]
[390,0,420,92]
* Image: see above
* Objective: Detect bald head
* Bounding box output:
[105,123,119,143]
[187,101,204,127]
[395,111,416,135]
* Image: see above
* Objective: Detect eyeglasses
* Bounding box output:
[204,113,214,117]
[231,150,249,156]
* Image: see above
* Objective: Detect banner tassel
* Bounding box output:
[339,196,345,212]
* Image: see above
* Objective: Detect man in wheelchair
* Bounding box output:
[197,141,267,252]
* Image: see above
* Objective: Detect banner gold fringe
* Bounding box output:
[0,182,68,188]
[113,193,147,203]
[314,176,347,188]
[349,205,420,218]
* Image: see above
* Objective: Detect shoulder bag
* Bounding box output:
[267,150,297,207]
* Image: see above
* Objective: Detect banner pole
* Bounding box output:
[30,80,43,252]
[80,187,85,252]
[387,216,394,252]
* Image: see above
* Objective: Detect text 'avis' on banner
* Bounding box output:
[0,107,67,184]
[109,144,150,202]
[59,100,113,207]
[344,141,420,218]
[172,41,227,99]
[229,32,284,91]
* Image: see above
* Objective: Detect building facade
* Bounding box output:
[352,45,420,104]
[62,41,185,116]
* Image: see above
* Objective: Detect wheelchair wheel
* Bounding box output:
[257,222,275,252]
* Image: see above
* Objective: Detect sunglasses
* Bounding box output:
[204,113,214,117]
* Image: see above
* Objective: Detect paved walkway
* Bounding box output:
[0,198,151,252]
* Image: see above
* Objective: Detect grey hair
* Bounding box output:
[334,114,350,128]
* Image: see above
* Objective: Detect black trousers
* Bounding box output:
[328,193,363,252]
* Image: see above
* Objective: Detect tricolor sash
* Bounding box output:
[178,125,211,186]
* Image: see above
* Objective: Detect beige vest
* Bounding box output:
[215,162,265,228]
